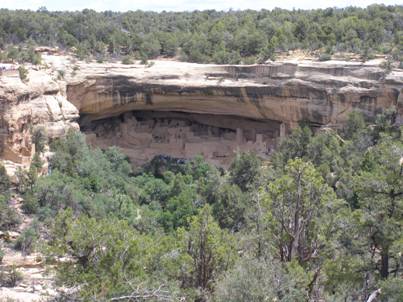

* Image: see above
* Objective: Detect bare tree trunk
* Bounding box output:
[366,289,381,302]
[380,248,389,279]
[291,174,302,261]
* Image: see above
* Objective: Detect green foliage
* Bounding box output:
[214,257,308,302]
[0,164,10,195]
[177,205,237,298]
[0,266,23,287]
[14,222,39,255]
[21,192,39,214]
[51,216,146,298]
[342,110,367,140]
[0,6,401,63]
[32,126,47,154]
[121,55,133,64]
[262,159,345,265]
[18,108,403,301]
[57,69,65,80]
[29,159,42,180]
[229,152,261,191]
[139,53,149,65]
[0,247,4,263]
[318,52,332,61]
[272,126,313,169]
[380,278,403,301]
[160,180,199,230]
[305,130,344,180]
[28,154,136,221]
[18,65,28,82]
[47,211,180,300]
[212,183,246,231]
[353,137,403,279]
[381,57,393,73]
[0,196,20,231]
[0,46,41,64]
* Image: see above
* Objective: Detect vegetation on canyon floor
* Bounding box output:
[0,108,402,301]
[0,5,402,65]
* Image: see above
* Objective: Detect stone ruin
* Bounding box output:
[83,111,286,168]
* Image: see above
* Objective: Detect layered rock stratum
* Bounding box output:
[1,55,402,170]
[0,66,79,177]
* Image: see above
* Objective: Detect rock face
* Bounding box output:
[0,68,79,175]
[0,57,401,170]
[66,59,402,167]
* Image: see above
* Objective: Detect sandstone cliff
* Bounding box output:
[0,57,402,170]
[65,58,403,166]
[67,60,402,126]
[0,68,79,177]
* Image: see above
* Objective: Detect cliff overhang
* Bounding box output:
[65,59,402,166]
[1,57,402,170]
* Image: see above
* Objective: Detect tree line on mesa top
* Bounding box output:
[0,5,402,64]
[0,108,402,301]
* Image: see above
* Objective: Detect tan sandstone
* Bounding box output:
[0,55,402,170]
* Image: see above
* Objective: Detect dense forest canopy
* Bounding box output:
[1,108,402,301]
[0,4,403,301]
[0,5,402,63]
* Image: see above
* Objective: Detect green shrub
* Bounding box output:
[229,152,261,191]
[18,66,28,82]
[212,183,246,231]
[140,53,148,65]
[0,266,23,287]
[319,53,332,61]
[57,69,65,80]
[380,278,403,301]
[22,193,39,214]
[14,224,39,255]
[381,57,393,73]
[361,47,375,61]
[214,258,308,302]
[0,164,10,194]
[0,198,20,231]
[121,56,134,64]
[47,214,176,300]
[0,247,4,264]
[32,127,47,154]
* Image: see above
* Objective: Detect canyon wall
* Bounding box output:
[66,59,402,166]
[0,57,402,171]
[0,68,79,176]
[67,61,402,126]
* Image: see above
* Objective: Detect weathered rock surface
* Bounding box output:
[0,68,79,176]
[65,58,402,166]
[0,195,58,302]
[0,57,402,169]
[67,60,402,126]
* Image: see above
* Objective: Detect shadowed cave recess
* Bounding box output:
[79,110,285,168]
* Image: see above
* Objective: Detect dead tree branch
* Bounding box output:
[366,289,381,302]
[109,284,172,301]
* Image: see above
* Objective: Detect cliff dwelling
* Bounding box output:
[81,111,285,167]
